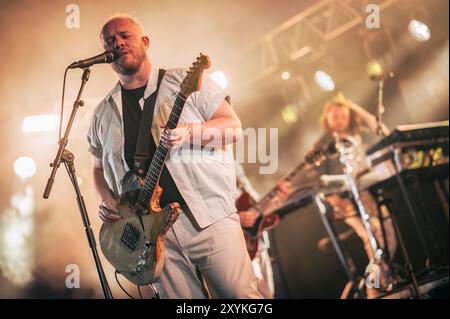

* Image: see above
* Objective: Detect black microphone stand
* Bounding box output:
[43,68,113,299]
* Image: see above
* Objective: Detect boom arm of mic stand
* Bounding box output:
[43,68,90,199]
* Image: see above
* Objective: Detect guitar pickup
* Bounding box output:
[121,223,141,251]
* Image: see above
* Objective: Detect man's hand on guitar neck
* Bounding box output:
[160,99,242,151]
[160,124,191,150]
[276,181,291,200]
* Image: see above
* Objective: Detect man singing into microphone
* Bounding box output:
[87,14,261,298]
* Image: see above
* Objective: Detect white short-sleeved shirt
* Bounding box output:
[87,67,237,228]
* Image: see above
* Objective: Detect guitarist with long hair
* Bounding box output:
[87,14,261,298]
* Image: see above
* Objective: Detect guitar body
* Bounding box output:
[236,149,325,259]
[99,171,180,285]
[236,192,280,259]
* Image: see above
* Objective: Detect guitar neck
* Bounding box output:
[135,94,187,210]
[254,161,306,214]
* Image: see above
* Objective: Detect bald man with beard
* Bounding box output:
[88,14,261,299]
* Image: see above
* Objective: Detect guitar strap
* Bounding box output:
[134,68,166,177]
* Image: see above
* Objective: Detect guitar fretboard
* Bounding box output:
[135,94,187,211]
[254,148,325,215]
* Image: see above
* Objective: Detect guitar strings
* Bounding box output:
[121,88,188,270]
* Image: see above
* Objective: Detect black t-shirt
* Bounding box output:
[121,84,186,209]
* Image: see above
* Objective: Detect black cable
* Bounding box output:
[114,270,135,299]
[138,285,143,299]
[59,67,69,141]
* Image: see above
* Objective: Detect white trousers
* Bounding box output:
[154,209,262,299]
[252,232,275,299]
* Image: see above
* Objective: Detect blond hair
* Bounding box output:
[99,14,145,43]
[319,92,366,135]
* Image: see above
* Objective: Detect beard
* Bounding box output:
[112,47,146,76]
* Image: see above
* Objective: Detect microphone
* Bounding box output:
[68,50,119,69]
[370,71,395,81]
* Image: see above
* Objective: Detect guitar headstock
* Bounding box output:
[180,53,211,98]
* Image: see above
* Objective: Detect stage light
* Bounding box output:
[281,71,291,80]
[408,20,431,42]
[1,215,34,286]
[0,187,34,286]
[209,70,229,89]
[22,114,58,133]
[314,70,335,92]
[11,188,34,217]
[367,59,384,78]
[13,156,37,180]
[281,104,298,124]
